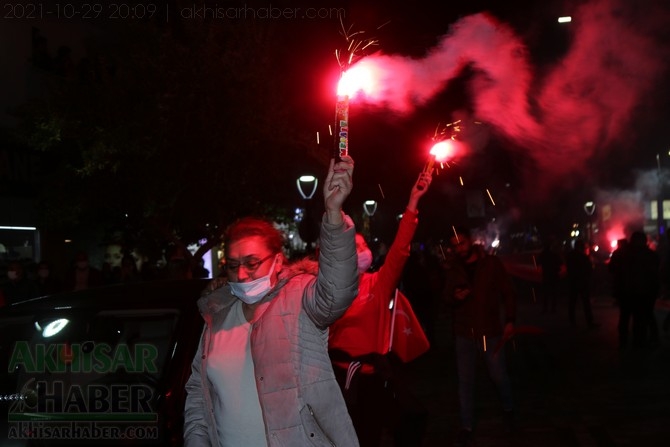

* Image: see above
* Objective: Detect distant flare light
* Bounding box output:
[423,141,450,174]
[430,140,456,163]
[424,138,460,174]
[423,119,465,174]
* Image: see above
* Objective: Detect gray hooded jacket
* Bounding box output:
[183,215,360,447]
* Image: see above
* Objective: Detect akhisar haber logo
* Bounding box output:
[8,341,159,374]
[7,341,161,429]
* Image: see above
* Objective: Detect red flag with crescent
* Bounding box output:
[388,289,430,362]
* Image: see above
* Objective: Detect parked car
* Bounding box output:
[0,278,210,446]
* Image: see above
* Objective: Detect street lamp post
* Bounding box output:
[296,175,319,252]
[362,200,377,241]
[584,200,596,245]
[363,200,378,217]
[296,175,318,200]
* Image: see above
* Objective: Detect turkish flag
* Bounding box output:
[388,289,430,362]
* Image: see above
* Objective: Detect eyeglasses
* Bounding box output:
[225,254,275,273]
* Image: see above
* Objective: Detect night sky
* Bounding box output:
[2,0,670,242]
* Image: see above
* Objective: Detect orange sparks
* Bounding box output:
[486,188,496,206]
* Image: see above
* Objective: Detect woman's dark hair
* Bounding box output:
[224,217,284,254]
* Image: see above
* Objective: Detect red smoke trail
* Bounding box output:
[350,0,669,200]
[533,0,667,190]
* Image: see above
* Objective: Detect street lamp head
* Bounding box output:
[296,175,318,200]
[584,201,596,216]
[363,200,378,217]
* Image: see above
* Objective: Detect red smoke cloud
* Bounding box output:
[348,0,669,200]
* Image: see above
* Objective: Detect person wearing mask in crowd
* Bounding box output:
[566,238,597,329]
[1,261,39,304]
[35,260,64,296]
[183,156,359,447]
[64,251,103,291]
[442,226,517,447]
[328,169,433,447]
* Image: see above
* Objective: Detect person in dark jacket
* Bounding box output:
[566,239,597,328]
[609,238,631,349]
[625,231,660,348]
[1,261,39,304]
[538,236,564,313]
[442,226,517,447]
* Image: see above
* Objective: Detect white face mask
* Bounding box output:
[357,249,373,273]
[228,256,277,305]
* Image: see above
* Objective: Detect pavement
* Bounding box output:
[386,280,670,447]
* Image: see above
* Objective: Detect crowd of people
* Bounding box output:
[182,155,527,447]
[0,244,211,306]
[608,230,662,349]
[2,153,668,447]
